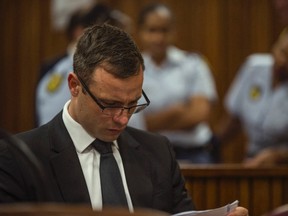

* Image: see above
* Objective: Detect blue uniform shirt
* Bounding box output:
[36,54,73,126]
[225,54,288,156]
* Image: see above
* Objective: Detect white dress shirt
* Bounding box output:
[62,100,133,211]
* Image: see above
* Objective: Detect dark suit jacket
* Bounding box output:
[0,112,194,214]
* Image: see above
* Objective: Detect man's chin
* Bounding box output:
[105,130,122,141]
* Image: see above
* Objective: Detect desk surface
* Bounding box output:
[180,163,288,216]
[0,204,169,216]
[180,163,288,177]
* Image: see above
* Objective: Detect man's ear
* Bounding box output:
[68,73,80,96]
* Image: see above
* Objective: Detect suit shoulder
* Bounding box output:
[17,112,62,143]
[125,126,168,143]
[16,125,49,141]
[15,123,52,156]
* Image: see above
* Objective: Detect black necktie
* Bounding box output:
[92,139,128,208]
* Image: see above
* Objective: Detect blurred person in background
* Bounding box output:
[216,29,288,167]
[273,0,288,25]
[128,2,218,164]
[36,2,131,126]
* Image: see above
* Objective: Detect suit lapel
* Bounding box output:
[117,130,153,208]
[48,113,91,204]
[46,113,154,207]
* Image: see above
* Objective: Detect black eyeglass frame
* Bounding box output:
[76,74,150,116]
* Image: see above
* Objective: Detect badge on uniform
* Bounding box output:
[46,74,63,93]
[249,85,262,101]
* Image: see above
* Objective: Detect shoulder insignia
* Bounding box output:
[249,85,262,101]
[46,74,64,93]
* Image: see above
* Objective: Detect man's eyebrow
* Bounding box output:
[129,96,142,105]
[100,95,142,105]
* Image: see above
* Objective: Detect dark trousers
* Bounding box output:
[173,136,221,164]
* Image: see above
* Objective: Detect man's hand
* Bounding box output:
[228,207,249,216]
[244,148,288,167]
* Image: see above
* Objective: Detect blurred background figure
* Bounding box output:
[128,2,218,164]
[35,2,131,126]
[216,29,288,167]
[273,0,288,25]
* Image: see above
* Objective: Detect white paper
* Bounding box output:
[172,200,239,216]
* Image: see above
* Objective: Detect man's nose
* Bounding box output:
[113,109,130,125]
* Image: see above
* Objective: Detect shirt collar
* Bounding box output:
[142,46,184,68]
[62,100,119,153]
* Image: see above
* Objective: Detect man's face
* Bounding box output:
[273,0,288,24]
[68,67,144,142]
[272,35,288,78]
[139,9,174,59]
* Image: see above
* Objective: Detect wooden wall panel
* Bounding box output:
[0,0,69,132]
[0,0,43,131]
[181,164,288,216]
[0,0,285,162]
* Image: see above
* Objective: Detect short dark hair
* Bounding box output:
[66,3,129,42]
[137,2,172,27]
[73,24,144,84]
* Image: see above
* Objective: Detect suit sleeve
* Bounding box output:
[0,140,29,202]
[167,141,196,213]
[0,138,48,202]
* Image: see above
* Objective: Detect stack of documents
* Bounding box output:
[172,200,239,216]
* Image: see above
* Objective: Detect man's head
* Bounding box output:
[66,3,132,47]
[73,24,144,84]
[138,3,175,63]
[272,29,288,80]
[68,24,148,141]
[273,0,288,25]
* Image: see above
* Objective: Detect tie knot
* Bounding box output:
[92,139,113,155]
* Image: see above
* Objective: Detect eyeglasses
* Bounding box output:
[77,75,150,117]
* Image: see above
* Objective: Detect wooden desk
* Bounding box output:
[180,164,288,216]
[0,204,169,216]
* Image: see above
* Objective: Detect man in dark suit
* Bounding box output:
[0,24,248,216]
